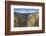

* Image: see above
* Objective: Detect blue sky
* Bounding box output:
[14,8,39,13]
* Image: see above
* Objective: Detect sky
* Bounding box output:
[14,8,39,13]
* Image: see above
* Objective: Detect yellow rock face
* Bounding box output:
[27,14,36,27]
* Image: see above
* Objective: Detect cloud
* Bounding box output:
[14,8,39,13]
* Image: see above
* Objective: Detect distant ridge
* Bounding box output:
[14,12,38,14]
